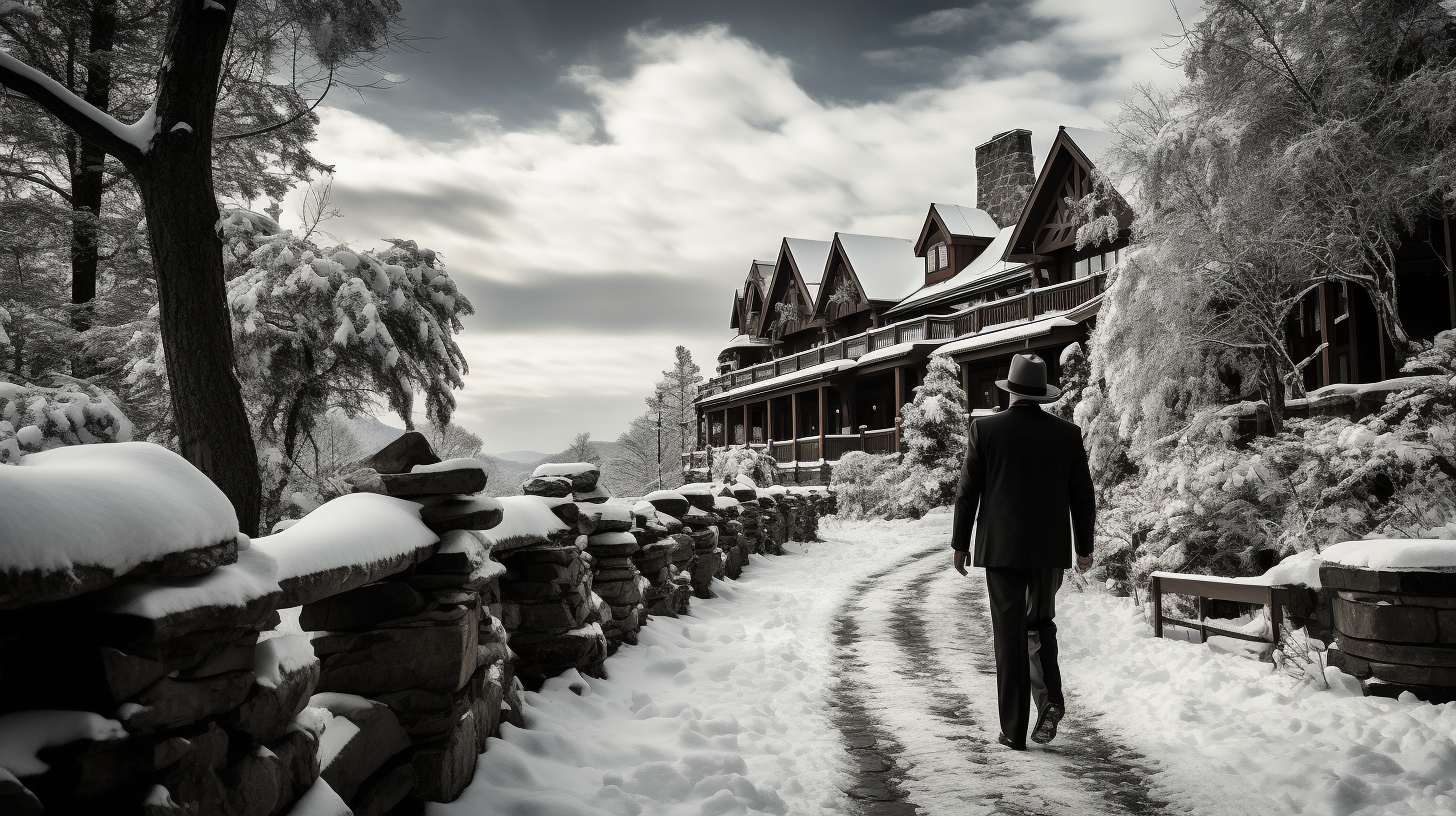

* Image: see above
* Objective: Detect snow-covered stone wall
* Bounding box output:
[0,438,835,816]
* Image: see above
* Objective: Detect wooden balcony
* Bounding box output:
[700,272,1105,398]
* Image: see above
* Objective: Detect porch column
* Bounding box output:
[1318,283,1333,387]
[743,403,751,446]
[791,392,800,462]
[893,366,905,453]
[765,398,774,447]
[817,385,826,464]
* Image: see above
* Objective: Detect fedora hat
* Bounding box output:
[996,353,1061,402]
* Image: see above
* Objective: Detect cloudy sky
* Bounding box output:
[282,0,1193,454]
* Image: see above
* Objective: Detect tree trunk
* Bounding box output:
[130,0,259,533]
[69,0,116,335]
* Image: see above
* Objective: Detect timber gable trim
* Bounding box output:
[1006,127,1131,263]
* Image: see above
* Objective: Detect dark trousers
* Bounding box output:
[984,567,1065,745]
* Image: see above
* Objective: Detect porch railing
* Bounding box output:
[701,272,1105,398]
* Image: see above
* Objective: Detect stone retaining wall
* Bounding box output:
[0,440,834,816]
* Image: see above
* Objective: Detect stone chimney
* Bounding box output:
[975,129,1035,229]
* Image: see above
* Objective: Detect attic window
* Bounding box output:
[927,242,948,272]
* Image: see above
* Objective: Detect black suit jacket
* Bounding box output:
[950,402,1096,568]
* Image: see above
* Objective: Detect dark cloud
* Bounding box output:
[463,273,721,334]
[329,0,1051,140]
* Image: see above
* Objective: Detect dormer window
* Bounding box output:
[926,242,949,273]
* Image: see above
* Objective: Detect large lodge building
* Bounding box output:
[686,127,1456,484]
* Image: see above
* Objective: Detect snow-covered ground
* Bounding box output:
[1060,592,1456,816]
[435,514,1456,816]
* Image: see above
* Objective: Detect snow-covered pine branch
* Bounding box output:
[219,209,472,451]
[0,378,132,463]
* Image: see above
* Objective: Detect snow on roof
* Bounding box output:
[1061,126,1117,169]
[701,359,858,405]
[784,238,832,286]
[1061,126,1138,205]
[837,233,924,302]
[932,315,1080,357]
[0,442,239,580]
[932,204,1000,239]
[252,493,437,584]
[721,334,773,350]
[888,227,1021,314]
[855,338,949,367]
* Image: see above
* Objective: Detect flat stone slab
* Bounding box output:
[312,693,411,803]
[421,497,505,535]
[313,604,480,696]
[300,582,426,632]
[355,431,439,474]
[379,468,486,498]
[521,476,574,498]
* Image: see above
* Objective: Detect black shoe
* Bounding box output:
[997,733,1026,751]
[1031,704,1063,745]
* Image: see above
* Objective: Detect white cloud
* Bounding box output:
[894,7,997,38]
[287,0,1191,453]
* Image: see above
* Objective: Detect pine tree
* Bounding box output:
[896,354,968,509]
[610,346,702,494]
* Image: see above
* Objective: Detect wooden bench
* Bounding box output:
[1150,571,1292,648]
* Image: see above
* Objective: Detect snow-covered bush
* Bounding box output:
[829,451,905,519]
[710,445,779,486]
[896,354,968,510]
[1094,358,1456,586]
[0,379,132,463]
[1048,341,1090,422]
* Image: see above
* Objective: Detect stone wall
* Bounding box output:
[0,441,834,816]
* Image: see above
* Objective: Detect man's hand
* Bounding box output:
[1076,554,1093,573]
[953,551,968,576]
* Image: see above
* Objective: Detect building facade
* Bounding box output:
[687,125,1454,483]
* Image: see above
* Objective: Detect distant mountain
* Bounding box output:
[493,449,550,464]
[329,409,405,457]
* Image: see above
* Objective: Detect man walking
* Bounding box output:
[951,353,1095,750]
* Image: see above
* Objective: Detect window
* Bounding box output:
[1074,258,1090,278]
[927,242,947,271]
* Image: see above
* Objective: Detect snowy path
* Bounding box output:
[435,512,1456,816]
[828,541,1166,816]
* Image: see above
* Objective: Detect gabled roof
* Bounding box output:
[784,238,831,287]
[832,233,923,303]
[755,238,831,339]
[1006,125,1132,262]
[746,260,773,298]
[914,203,1000,256]
[886,227,1023,315]
[729,290,743,331]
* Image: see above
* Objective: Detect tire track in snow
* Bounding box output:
[831,545,940,816]
[832,541,1171,815]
